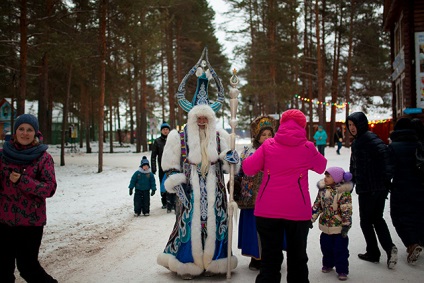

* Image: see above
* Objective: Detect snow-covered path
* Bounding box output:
[13,143,422,282]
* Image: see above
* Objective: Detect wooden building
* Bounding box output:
[0,98,16,140]
[383,0,424,120]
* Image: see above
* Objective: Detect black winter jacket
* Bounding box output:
[346,112,390,194]
[388,129,422,191]
[151,135,167,179]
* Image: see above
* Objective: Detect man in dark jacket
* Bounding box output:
[346,112,398,269]
[388,118,424,265]
[151,122,175,211]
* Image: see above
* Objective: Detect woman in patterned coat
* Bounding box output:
[234,115,277,270]
[0,114,57,283]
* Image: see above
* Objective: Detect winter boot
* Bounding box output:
[386,245,398,269]
[407,244,423,265]
[358,253,380,263]
[248,258,261,271]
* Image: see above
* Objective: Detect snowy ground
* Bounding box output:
[13,140,422,282]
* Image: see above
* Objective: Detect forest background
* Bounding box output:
[0,0,390,170]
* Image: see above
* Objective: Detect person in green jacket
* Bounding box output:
[128,156,156,216]
[314,125,328,156]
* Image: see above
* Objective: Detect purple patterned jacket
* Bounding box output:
[0,150,57,226]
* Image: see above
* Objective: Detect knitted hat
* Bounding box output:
[325,167,352,184]
[280,109,307,128]
[14,114,39,133]
[140,156,150,168]
[160,122,170,131]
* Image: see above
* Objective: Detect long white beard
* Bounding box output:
[199,126,210,177]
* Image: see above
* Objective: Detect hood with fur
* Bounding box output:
[316,179,353,194]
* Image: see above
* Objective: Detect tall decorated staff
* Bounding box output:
[227,68,240,279]
[157,47,238,280]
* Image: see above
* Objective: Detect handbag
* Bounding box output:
[236,172,263,209]
[234,146,262,209]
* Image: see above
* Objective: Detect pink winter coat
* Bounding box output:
[243,116,327,221]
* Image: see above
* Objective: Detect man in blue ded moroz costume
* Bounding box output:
[157,48,238,279]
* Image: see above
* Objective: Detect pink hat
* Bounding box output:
[325,167,352,184]
[280,109,307,128]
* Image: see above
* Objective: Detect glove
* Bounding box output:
[224,150,240,164]
[151,190,155,196]
[129,189,133,196]
[341,226,349,238]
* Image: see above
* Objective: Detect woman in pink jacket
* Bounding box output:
[243,109,327,283]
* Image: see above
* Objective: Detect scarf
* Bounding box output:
[2,139,48,165]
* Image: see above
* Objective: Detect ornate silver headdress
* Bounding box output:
[176,47,225,113]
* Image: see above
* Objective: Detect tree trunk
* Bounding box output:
[165,14,176,129]
[98,0,107,173]
[109,91,113,153]
[306,0,314,140]
[127,56,134,145]
[175,17,183,128]
[81,83,91,153]
[329,3,343,147]
[17,0,27,116]
[315,0,324,125]
[134,55,141,153]
[345,0,355,147]
[39,53,49,141]
[60,64,72,166]
[321,0,327,126]
[248,0,258,118]
[161,49,166,122]
[267,0,277,114]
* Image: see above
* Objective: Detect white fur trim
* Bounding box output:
[218,128,231,172]
[157,253,204,276]
[205,256,238,274]
[164,173,186,193]
[161,129,182,172]
[203,165,218,267]
[190,166,204,268]
[316,179,353,193]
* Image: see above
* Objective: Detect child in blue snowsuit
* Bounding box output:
[311,167,353,281]
[128,156,156,216]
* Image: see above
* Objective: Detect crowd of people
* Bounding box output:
[1,53,422,283]
[151,106,423,282]
[1,110,423,283]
